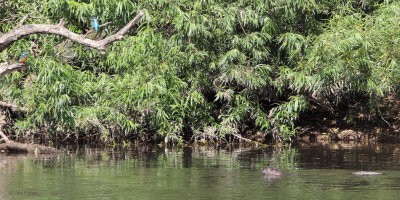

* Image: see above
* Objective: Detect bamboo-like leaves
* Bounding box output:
[1,0,394,143]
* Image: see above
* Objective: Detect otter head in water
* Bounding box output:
[261,167,284,176]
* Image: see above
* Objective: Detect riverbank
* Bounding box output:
[295,95,400,143]
[2,94,400,149]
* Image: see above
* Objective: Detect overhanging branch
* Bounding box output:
[0,62,27,78]
[0,11,144,53]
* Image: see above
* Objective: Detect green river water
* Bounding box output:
[1,143,400,200]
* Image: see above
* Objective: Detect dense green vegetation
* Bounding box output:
[1,0,399,144]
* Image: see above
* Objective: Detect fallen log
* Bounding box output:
[0,141,61,154]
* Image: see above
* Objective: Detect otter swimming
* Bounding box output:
[352,171,383,175]
[261,167,284,176]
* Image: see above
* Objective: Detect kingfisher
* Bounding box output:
[18,51,28,63]
[90,17,99,32]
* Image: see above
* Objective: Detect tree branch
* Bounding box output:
[0,11,144,53]
[0,62,27,79]
[0,101,27,112]
[117,13,144,36]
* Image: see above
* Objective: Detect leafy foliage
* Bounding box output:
[0,0,398,144]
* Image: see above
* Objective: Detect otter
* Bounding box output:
[352,171,383,175]
[261,167,284,176]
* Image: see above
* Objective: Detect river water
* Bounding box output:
[1,142,400,199]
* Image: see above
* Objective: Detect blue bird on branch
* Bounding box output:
[18,51,28,63]
[90,17,99,32]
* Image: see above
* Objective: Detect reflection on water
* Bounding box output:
[1,142,400,200]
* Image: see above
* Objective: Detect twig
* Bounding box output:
[17,14,30,27]
[237,11,247,35]
[57,18,65,26]
[18,6,44,27]
[84,21,113,37]
[377,106,390,127]
[99,21,113,28]
[0,14,42,23]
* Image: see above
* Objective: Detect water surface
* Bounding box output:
[1,143,400,199]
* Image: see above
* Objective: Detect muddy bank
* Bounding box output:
[295,104,400,143]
